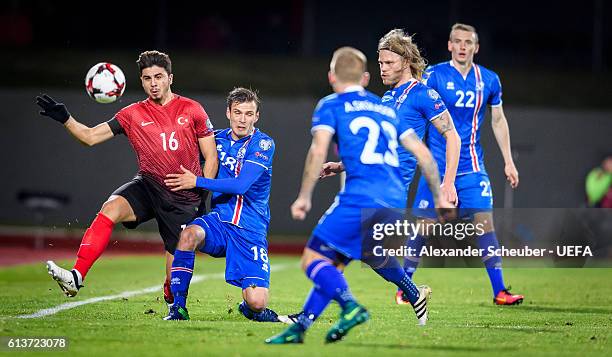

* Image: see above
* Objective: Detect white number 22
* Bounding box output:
[455,90,475,108]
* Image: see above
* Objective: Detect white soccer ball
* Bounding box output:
[84,62,126,103]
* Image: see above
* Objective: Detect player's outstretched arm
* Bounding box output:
[165,163,265,194]
[431,110,461,205]
[491,105,519,188]
[198,135,219,179]
[400,130,452,209]
[292,130,334,220]
[36,94,115,147]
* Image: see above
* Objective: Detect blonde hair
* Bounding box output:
[378,29,427,80]
[330,46,367,83]
[450,23,479,43]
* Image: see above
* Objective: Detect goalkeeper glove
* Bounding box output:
[36,94,71,124]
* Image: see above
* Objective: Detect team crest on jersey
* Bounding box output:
[381,94,394,102]
[446,81,455,90]
[237,147,247,159]
[476,81,485,91]
[427,89,440,100]
[177,115,189,125]
[259,139,272,151]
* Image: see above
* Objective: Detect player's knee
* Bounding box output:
[300,254,315,272]
[177,226,204,251]
[245,296,267,312]
[99,199,122,222]
[474,213,495,232]
[300,247,326,271]
[100,195,135,223]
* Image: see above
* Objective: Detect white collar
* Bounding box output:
[344,85,364,93]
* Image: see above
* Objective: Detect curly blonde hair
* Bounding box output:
[377,29,427,80]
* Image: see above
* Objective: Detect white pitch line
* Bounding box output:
[17,263,293,319]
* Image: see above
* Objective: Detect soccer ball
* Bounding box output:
[84,62,126,103]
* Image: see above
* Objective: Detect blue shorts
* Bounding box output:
[412,171,493,219]
[189,213,270,289]
[306,235,353,266]
[312,197,404,261]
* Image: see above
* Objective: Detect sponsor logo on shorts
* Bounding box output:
[418,200,429,209]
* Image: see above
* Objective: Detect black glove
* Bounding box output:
[36,94,70,124]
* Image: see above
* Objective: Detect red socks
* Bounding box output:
[73,213,114,279]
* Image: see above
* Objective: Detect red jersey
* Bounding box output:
[114,94,213,201]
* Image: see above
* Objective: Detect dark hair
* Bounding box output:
[136,50,172,74]
[226,87,261,112]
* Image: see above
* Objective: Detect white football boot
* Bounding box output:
[413,285,432,326]
[46,261,81,297]
[277,313,300,325]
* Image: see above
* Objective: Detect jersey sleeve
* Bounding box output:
[397,116,415,141]
[311,99,336,135]
[106,117,124,135]
[192,103,214,138]
[114,105,133,134]
[488,73,503,107]
[418,87,447,121]
[421,66,436,87]
[245,135,275,170]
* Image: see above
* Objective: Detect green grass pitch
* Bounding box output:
[1,255,611,356]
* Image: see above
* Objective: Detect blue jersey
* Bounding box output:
[424,61,502,175]
[311,87,408,208]
[210,128,274,235]
[381,79,447,185]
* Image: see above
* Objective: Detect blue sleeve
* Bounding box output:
[196,161,266,195]
[245,136,275,169]
[419,87,447,121]
[311,99,336,135]
[422,66,437,88]
[397,117,415,141]
[488,73,503,107]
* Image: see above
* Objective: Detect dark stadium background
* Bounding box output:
[1,1,611,248]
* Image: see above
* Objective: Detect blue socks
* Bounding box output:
[238,301,280,322]
[297,287,331,331]
[403,234,426,279]
[296,259,354,331]
[170,249,195,308]
[373,257,420,305]
[405,230,507,297]
[478,231,505,296]
[306,259,355,308]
